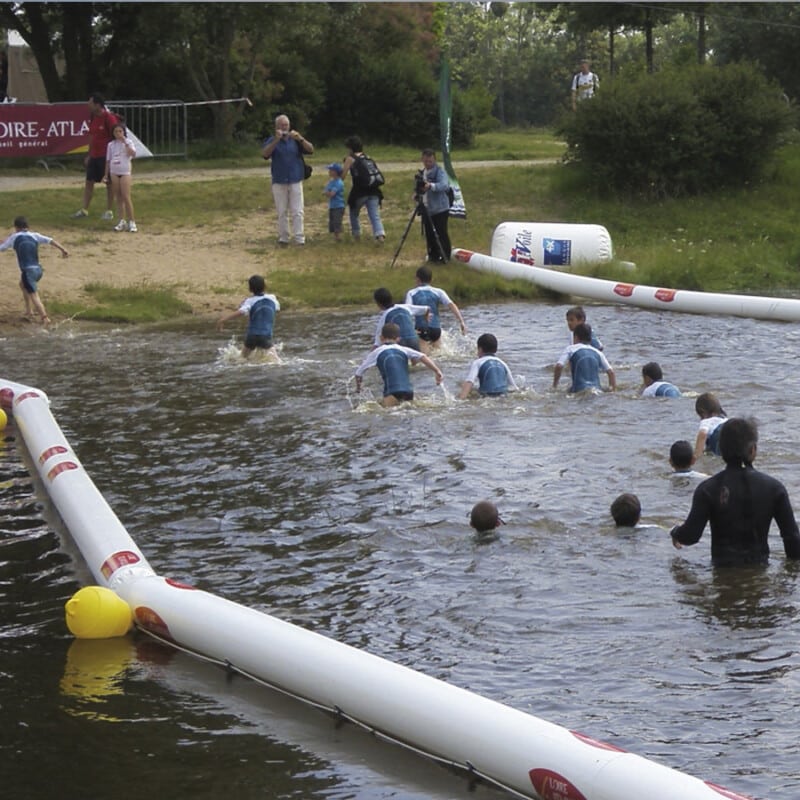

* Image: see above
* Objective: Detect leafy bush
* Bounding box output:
[558,62,796,198]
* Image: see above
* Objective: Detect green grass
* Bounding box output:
[0,127,564,177]
[4,128,800,324]
[49,282,192,323]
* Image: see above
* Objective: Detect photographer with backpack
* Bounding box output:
[343,135,386,243]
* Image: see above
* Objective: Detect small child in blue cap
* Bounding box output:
[323,162,345,242]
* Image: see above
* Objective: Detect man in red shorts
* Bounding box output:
[71,93,118,220]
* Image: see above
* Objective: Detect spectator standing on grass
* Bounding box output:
[571,59,598,110]
[323,162,345,243]
[72,93,118,220]
[418,148,451,263]
[262,114,314,247]
[104,122,138,233]
[343,135,385,243]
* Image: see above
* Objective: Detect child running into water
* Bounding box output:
[693,392,727,460]
[217,274,281,360]
[553,323,616,393]
[640,362,681,398]
[458,333,519,399]
[565,306,603,351]
[0,215,69,324]
[104,122,137,232]
[354,322,443,407]
[671,417,800,567]
[404,265,467,352]
[323,162,345,242]
[371,287,430,351]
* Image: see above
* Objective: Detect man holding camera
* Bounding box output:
[417,149,451,263]
[262,114,314,246]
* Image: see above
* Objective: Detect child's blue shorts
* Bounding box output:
[21,265,43,294]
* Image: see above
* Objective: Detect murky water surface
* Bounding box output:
[1,302,799,800]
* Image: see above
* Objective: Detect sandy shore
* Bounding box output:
[0,159,553,334]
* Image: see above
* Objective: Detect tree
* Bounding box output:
[0,3,88,100]
[559,62,795,199]
[710,3,800,101]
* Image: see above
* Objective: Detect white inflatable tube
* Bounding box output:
[453,248,800,323]
[0,377,754,800]
[490,222,614,267]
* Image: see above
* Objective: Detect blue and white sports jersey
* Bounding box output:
[0,230,52,270]
[642,381,681,398]
[374,303,429,346]
[355,343,424,397]
[239,294,279,338]
[560,343,611,393]
[464,355,516,396]
[404,285,452,330]
[700,417,727,455]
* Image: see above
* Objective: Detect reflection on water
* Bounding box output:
[1,303,800,799]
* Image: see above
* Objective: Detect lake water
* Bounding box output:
[1,302,799,800]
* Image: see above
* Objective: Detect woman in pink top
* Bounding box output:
[104,123,138,232]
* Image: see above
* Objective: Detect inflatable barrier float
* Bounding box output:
[490,222,615,268]
[0,377,756,800]
[453,247,800,323]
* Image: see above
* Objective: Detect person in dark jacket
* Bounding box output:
[670,417,800,567]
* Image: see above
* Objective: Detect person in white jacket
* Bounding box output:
[104,122,138,232]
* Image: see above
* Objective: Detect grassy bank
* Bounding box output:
[4,128,800,323]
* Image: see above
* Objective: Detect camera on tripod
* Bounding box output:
[414,170,426,200]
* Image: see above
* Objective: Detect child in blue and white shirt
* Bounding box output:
[0,215,69,324]
[459,333,519,399]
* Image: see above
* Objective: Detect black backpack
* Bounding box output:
[351,154,385,189]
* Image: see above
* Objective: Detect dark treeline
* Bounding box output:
[1,2,799,148]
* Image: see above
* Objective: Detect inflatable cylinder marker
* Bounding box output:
[0,377,755,800]
[453,248,800,324]
[490,222,613,268]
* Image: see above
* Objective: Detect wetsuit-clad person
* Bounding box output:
[670,417,800,567]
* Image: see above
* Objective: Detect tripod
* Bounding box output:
[389,197,448,269]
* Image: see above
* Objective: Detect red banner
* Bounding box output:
[0,102,90,158]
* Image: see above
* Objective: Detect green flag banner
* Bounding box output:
[439,59,466,220]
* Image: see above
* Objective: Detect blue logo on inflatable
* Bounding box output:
[543,238,572,266]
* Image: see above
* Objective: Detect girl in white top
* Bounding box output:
[104,123,137,232]
[693,392,728,461]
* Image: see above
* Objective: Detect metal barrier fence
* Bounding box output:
[108,100,188,159]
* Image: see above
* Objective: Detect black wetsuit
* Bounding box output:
[671,464,800,567]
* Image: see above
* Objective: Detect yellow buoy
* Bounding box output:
[65,586,133,639]
[0,408,7,431]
